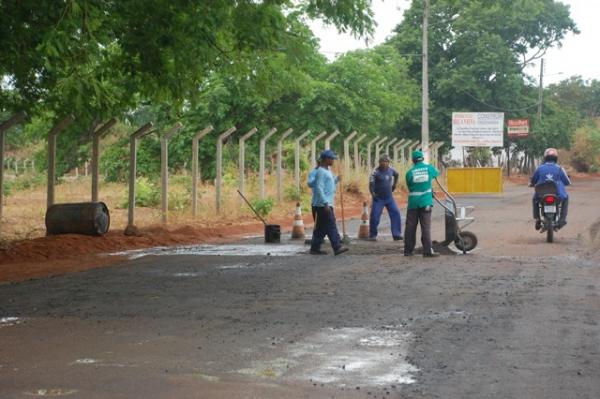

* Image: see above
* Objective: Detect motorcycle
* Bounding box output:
[533,180,563,243]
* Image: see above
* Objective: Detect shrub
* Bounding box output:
[119,177,160,208]
[250,198,274,219]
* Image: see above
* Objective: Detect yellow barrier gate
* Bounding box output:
[446,167,503,194]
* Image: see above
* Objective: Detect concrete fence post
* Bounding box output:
[385,138,398,157]
[161,122,183,223]
[353,134,366,171]
[343,131,358,176]
[400,140,412,164]
[47,116,75,209]
[393,139,407,164]
[216,126,237,213]
[91,118,117,202]
[366,136,379,171]
[238,127,258,199]
[191,125,214,218]
[277,128,293,202]
[294,130,311,195]
[310,131,328,168]
[126,122,154,233]
[324,129,340,150]
[259,128,277,200]
[374,136,388,168]
[0,112,26,224]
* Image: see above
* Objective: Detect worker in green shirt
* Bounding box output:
[404,150,440,257]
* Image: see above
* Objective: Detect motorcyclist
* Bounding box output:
[530,148,571,229]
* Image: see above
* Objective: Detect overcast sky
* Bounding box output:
[308,0,600,86]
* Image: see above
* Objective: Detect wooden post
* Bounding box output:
[238,127,258,198]
[161,122,183,223]
[294,130,311,195]
[47,116,75,209]
[374,136,388,167]
[276,128,293,202]
[216,126,237,212]
[126,123,154,232]
[191,125,213,218]
[259,128,277,200]
[366,136,379,171]
[343,131,358,176]
[310,131,328,168]
[353,134,366,170]
[0,113,26,223]
[91,118,117,202]
[324,129,340,150]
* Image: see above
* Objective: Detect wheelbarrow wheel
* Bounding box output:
[454,231,478,252]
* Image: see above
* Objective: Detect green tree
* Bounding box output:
[389,0,578,144]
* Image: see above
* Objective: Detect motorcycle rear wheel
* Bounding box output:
[545,218,554,243]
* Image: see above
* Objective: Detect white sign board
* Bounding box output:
[452,112,504,147]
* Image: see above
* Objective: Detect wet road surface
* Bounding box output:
[1,179,599,398]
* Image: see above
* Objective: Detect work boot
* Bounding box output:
[556,220,567,229]
[393,236,404,241]
[534,219,542,230]
[404,252,414,257]
[334,247,349,256]
[310,249,327,255]
[423,250,440,258]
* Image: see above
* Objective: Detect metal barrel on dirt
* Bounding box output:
[45,202,110,236]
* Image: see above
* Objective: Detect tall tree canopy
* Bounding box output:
[389,0,578,143]
[0,0,375,118]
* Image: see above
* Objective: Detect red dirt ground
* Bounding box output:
[0,193,369,283]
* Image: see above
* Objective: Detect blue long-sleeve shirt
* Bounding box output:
[311,167,337,207]
[369,166,399,199]
[530,161,571,200]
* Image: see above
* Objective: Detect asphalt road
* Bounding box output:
[1,179,599,399]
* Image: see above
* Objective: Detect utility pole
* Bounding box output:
[537,58,544,121]
[421,0,430,163]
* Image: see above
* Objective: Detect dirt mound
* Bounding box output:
[0,198,367,283]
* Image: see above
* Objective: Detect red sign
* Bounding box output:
[507,119,529,138]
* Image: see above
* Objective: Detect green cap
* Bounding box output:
[412,150,424,162]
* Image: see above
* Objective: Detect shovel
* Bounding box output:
[338,174,351,244]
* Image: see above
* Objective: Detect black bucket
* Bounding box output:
[264,224,281,243]
[45,202,110,236]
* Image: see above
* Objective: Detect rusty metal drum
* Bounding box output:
[45,202,110,236]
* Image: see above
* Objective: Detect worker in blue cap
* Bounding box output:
[404,149,440,257]
[367,153,403,241]
[309,149,349,256]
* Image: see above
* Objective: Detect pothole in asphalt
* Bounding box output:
[236,326,418,387]
[0,317,23,328]
[23,388,78,397]
[108,244,306,259]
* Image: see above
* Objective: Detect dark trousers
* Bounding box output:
[404,207,433,255]
[310,206,341,252]
[533,196,569,224]
[369,196,402,238]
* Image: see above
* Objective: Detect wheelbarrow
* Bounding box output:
[433,177,478,254]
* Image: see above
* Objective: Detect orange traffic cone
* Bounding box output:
[358,201,370,240]
[291,202,306,239]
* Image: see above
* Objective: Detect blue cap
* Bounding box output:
[320,149,338,160]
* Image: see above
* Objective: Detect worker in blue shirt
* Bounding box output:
[368,154,403,241]
[530,147,571,229]
[309,150,348,256]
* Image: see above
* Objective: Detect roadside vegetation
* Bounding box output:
[1,0,599,240]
